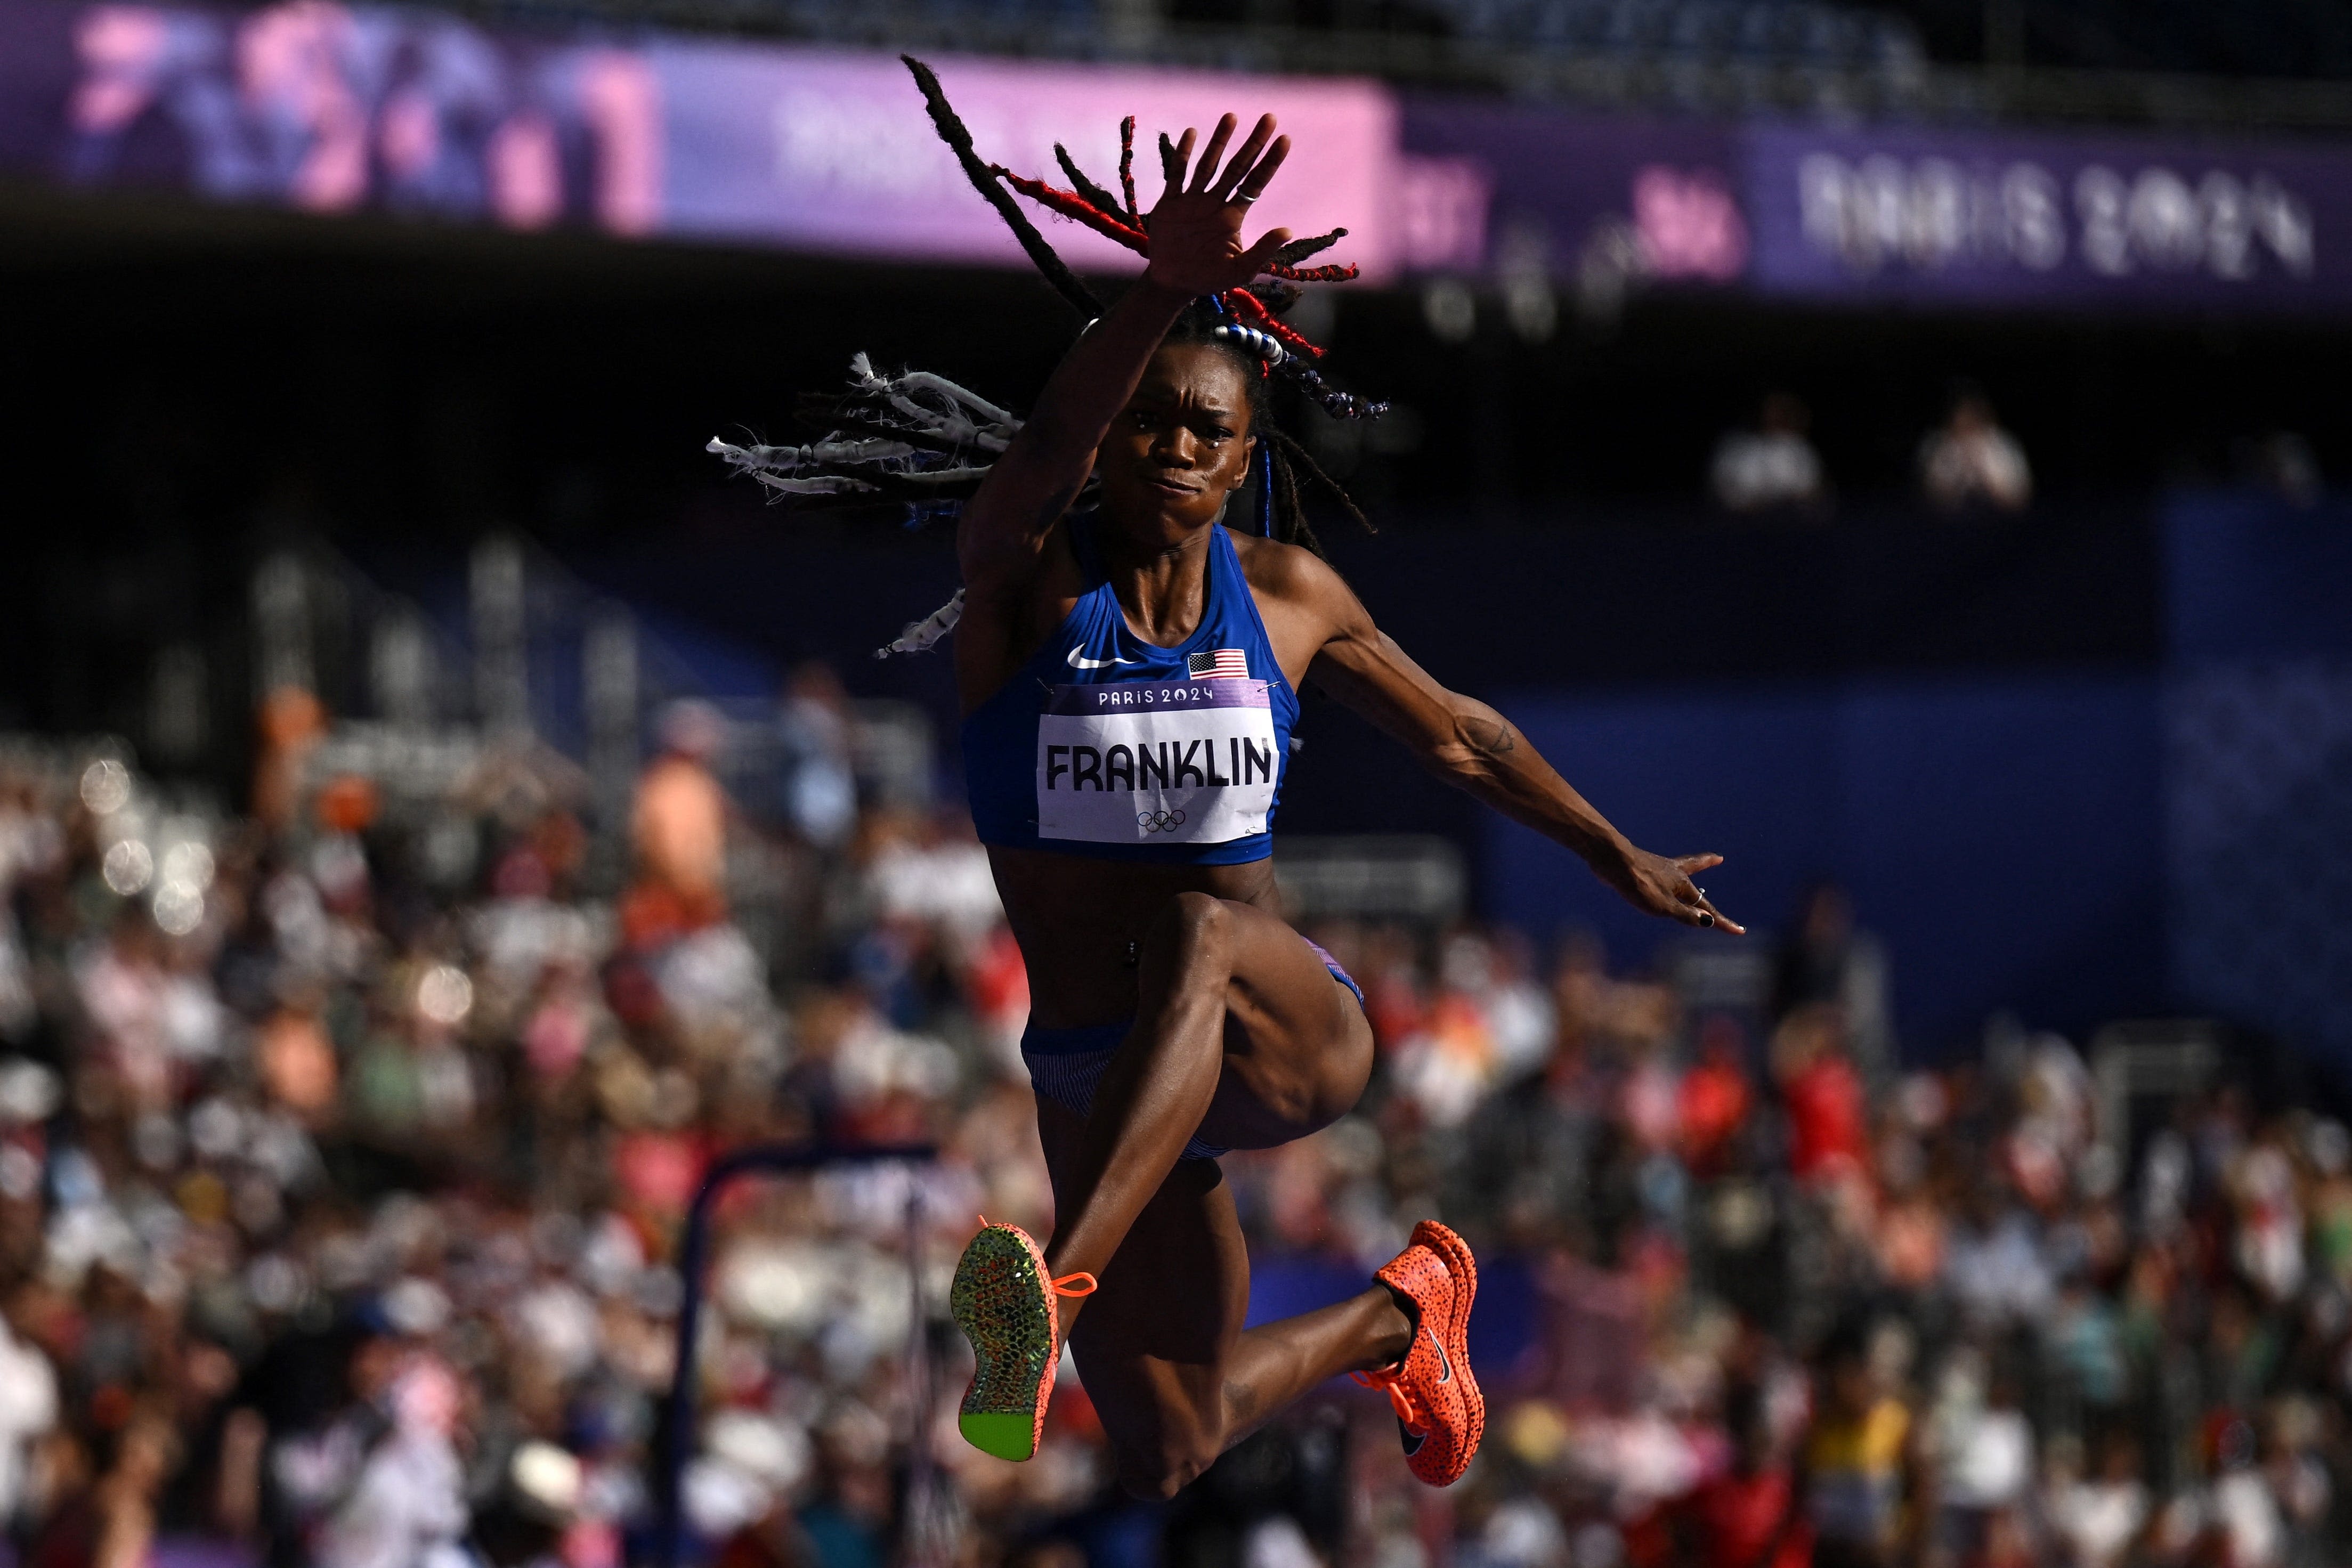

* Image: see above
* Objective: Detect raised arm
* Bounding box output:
[1296,562,1743,933]
[956,113,1295,598]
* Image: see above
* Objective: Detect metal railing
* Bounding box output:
[654,1141,940,1568]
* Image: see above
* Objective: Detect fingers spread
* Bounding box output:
[1189,113,1238,193]
[1212,114,1278,200]
[1233,134,1291,205]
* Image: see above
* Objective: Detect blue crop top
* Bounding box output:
[961,518,1299,865]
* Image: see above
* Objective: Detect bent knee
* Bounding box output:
[1115,1437,1220,1501]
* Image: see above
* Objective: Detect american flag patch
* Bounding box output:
[1187,648,1249,680]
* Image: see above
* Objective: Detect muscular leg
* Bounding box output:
[1026,893,1413,1496]
[1037,1101,1412,1499]
[1041,891,1375,1316]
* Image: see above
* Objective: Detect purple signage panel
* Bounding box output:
[12,0,2352,318]
[1401,99,1746,285]
[0,0,1400,272]
[653,42,1401,278]
[1742,123,2352,311]
[0,3,75,169]
[3,0,663,233]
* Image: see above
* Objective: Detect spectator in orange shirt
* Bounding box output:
[628,700,731,936]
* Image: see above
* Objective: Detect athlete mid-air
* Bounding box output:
[710,63,1741,1497]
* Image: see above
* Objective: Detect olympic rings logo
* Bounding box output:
[1137,809,1188,833]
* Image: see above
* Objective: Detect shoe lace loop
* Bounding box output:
[974,1218,1096,1299]
[1351,1365,1428,1435]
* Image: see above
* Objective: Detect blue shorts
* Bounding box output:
[1021,941,1364,1163]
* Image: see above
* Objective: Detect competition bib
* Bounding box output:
[1036,679,1278,846]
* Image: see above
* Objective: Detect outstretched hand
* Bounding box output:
[1604,849,1745,935]
[1143,112,1294,297]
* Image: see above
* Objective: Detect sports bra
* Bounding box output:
[961,516,1299,865]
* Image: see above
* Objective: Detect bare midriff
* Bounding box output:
[987,845,1280,1029]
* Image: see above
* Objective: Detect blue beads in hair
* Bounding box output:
[1210,323,1290,367]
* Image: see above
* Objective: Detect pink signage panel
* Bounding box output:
[648,43,1400,279]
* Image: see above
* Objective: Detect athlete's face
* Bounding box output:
[1094,344,1257,546]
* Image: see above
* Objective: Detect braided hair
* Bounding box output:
[707,55,1383,656]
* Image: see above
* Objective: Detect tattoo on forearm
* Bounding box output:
[1463,717,1518,760]
[1222,1377,1261,1427]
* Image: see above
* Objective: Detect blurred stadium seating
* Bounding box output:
[2,0,2351,1561]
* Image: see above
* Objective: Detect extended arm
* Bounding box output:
[955,115,1295,600]
[954,278,1189,591]
[1302,568,1742,932]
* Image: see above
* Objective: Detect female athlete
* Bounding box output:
[939,112,1742,1498]
[711,77,1743,1499]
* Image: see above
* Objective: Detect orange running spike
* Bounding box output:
[1361,1229,1483,1486]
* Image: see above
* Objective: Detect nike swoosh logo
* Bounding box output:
[1066,646,1136,670]
[1428,1325,1452,1384]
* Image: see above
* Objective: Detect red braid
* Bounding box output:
[1222,289,1327,360]
[990,168,1149,254]
[1267,262,1362,283]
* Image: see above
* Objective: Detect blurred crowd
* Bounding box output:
[0,684,2342,1568]
[1710,388,2033,516]
[1708,384,2326,518]
[1251,903,2352,1568]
